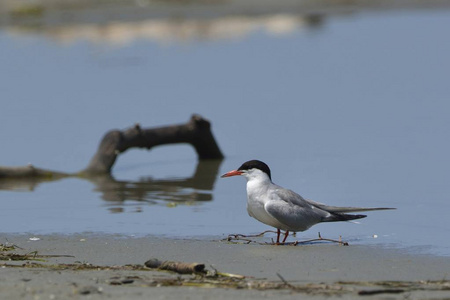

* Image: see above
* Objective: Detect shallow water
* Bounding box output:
[1,3,450,256]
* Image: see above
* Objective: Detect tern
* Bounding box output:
[221,160,394,244]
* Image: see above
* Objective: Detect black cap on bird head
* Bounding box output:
[237,160,271,180]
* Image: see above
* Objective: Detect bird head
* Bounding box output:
[221,160,272,181]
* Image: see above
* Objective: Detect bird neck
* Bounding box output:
[245,173,272,191]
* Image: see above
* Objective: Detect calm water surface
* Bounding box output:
[1,7,450,256]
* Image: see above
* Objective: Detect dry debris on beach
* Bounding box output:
[2,240,450,299]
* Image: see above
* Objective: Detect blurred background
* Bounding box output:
[1,0,450,256]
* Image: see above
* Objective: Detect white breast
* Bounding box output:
[246,180,289,230]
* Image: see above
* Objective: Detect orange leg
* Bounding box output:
[282,231,290,243]
[276,229,281,244]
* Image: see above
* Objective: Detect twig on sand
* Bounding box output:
[358,289,405,295]
[209,265,246,279]
[277,273,298,290]
[0,252,75,261]
[0,243,74,261]
[284,232,349,246]
[223,231,349,246]
[0,242,21,252]
[223,230,276,244]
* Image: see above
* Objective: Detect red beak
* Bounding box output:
[221,170,243,178]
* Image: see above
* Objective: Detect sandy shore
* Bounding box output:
[1,233,449,299]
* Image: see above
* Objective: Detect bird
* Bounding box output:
[221,159,395,244]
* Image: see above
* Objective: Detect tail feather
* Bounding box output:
[323,213,367,222]
[320,206,395,213]
[307,200,396,213]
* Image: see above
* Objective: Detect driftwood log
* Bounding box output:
[82,114,223,174]
[144,258,206,274]
[0,114,223,178]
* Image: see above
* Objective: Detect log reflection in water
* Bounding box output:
[0,160,223,206]
[90,159,222,203]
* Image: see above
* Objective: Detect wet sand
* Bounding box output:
[1,233,450,299]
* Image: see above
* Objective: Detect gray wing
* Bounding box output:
[264,186,331,231]
[271,183,395,213]
[270,184,313,208]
